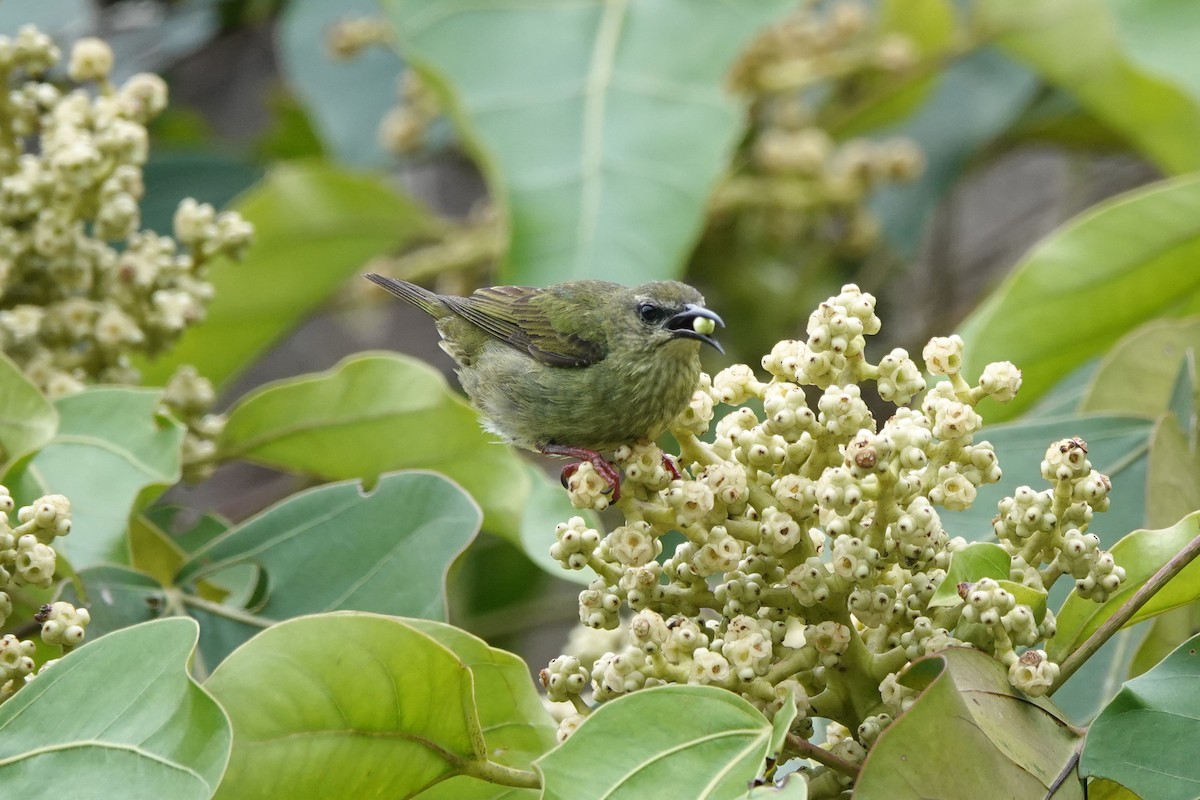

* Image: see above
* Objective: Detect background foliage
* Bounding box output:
[2,0,1200,797]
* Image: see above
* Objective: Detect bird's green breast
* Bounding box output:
[457,337,702,452]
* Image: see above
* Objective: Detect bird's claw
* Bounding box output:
[559,462,579,489]
[661,454,682,481]
[545,444,622,502]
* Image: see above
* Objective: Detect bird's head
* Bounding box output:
[621,281,725,354]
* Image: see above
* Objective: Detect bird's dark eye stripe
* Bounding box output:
[637,302,668,324]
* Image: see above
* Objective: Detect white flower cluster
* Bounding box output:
[0,27,251,399]
[0,485,89,701]
[542,285,1124,775]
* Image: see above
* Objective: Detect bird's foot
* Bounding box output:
[543,444,622,501]
[661,454,682,481]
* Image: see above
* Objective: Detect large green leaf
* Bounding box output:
[217,351,528,537]
[218,351,590,560]
[978,0,1200,174]
[1049,511,1200,663]
[138,162,434,390]
[0,351,56,471]
[856,648,1082,798]
[381,0,793,285]
[177,471,480,624]
[536,685,771,800]
[406,618,555,799]
[1082,316,1200,418]
[1105,0,1200,104]
[1145,414,1200,530]
[1081,631,1200,800]
[206,613,504,800]
[0,618,230,800]
[278,0,402,167]
[3,388,184,568]
[958,174,1200,420]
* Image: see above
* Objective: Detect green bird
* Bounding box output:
[364,274,724,500]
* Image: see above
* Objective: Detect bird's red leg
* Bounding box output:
[661,454,682,481]
[541,444,622,501]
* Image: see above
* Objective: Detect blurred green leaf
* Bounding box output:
[206,613,495,800]
[832,0,955,136]
[138,162,434,390]
[1049,623,1149,725]
[0,0,88,36]
[140,151,263,238]
[959,174,1200,420]
[178,471,479,627]
[1082,316,1200,418]
[855,649,1081,799]
[1081,631,1200,800]
[1145,414,1200,530]
[0,351,56,471]
[0,618,230,800]
[278,0,401,167]
[3,388,184,568]
[999,89,1129,152]
[1105,0,1200,103]
[1049,510,1200,663]
[1022,362,1099,420]
[979,0,1200,173]
[1167,349,1197,433]
[868,48,1038,259]
[252,88,328,162]
[929,542,1010,607]
[381,0,793,285]
[536,684,771,800]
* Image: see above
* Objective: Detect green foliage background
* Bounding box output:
[2,0,1200,798]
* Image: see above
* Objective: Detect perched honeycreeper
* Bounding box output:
[364,274,724,500]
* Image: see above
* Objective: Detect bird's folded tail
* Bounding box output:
[363,273,447,318]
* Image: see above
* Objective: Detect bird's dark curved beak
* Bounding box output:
[666,304,725,354]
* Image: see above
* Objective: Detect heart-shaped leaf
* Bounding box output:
[537,684,771,800]
[3,388,184,568]
[1081,631,1200,800]
[855,648,1081,798]
[205,613,503,800]
[0,618,230,800]
[177,471,480,632]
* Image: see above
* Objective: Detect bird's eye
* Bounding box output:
[637,302,668,324]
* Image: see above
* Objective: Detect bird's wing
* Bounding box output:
[444,286,605,367]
